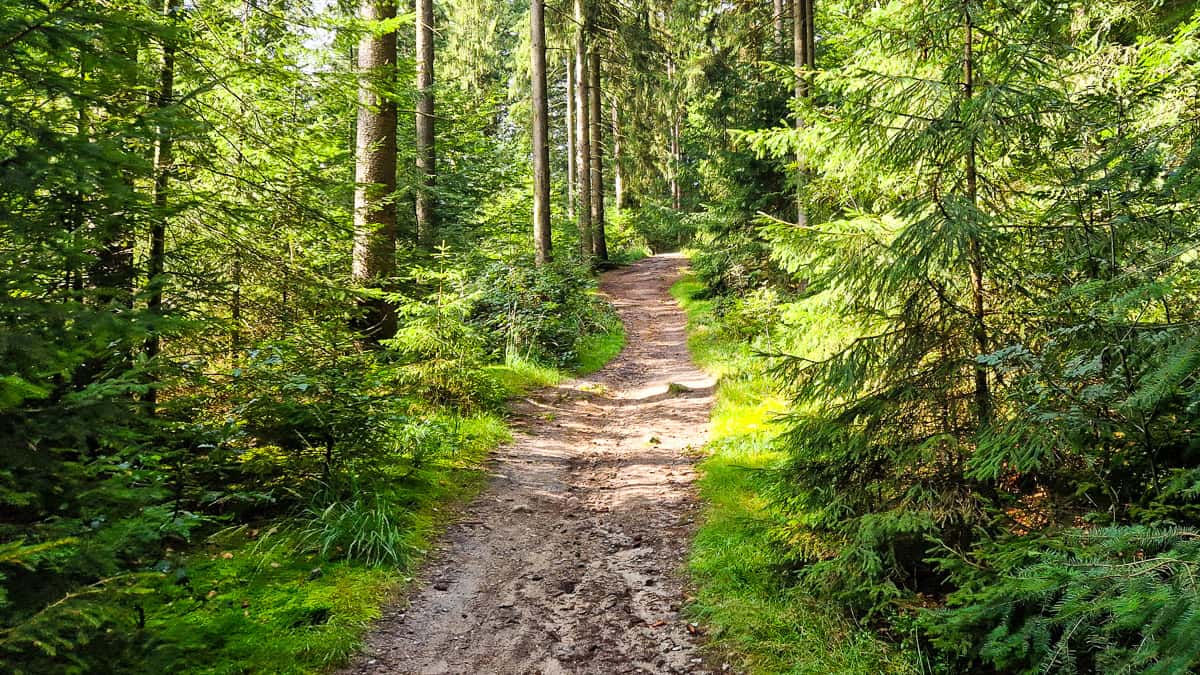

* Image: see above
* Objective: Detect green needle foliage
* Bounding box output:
[669,0,1200,670]
[7,0,1200,670]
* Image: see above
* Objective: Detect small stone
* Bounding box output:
[512,504,533,514]
[433,581,450,591]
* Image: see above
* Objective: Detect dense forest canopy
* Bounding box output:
[2,0,1200,671]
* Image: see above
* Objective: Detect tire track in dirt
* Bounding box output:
[341,254,715,675]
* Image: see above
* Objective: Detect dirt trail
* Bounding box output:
[341,254,717,675]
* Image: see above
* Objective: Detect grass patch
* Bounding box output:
[574,317,625,376]
[488,356,563,397]
[673,272,916,674]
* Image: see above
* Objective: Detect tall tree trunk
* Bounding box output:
[793,0,813,225]
[352,0,399,341]
[530,0,552,265]
[963,1,990,425]
[230,0,251,359]
[91,36,137,309]
[806,0,815,72]
[667,58,681,211]
[415,0,436,249]
[670,114,681,210]
[611,94,623,212]
[774,0,785,58]
[588,50,607,261]
[566,54,576,220]
[144,0,180,409]
[573,0,593,259]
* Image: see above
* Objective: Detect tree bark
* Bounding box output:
[415,0,436,249]
[530,0,552,265]
[963,0,990,425]
[573,0,593,259]
[566,54,576,220]
[588,50,607,261]
[352,0,398,341]
[806,0,815,73]
[611,93,623,212]
[144,0,180,409]
[91,36,137,309]
[793,0,812,226]
[667,58,681,211]
[774,0,785,58]
[670,114,681,210]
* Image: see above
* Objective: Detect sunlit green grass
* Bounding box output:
[575,319,626,375]
[488,356,563,396]
[673,273,916,674]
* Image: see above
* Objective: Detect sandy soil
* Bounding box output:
[340,254,716,675]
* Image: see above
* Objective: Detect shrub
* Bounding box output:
[469,258,614,367]
[627,203,694,252]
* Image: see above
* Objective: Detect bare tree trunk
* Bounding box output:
[573,0,593,259]
[793,0,812,226]
[774,0,785,57]
[566,54,576,220]
[806,0,815,74]
[588,50,607,261]
[415,0,436,249]
[530,0,552,265]
[667,58,681,211]
[352,0,398,341]
[92,36,137,309]
[670,115,681,210]
[963,1,990,425]
[230,0,251,359]
[611,93,623,212]
[144,0,180,409]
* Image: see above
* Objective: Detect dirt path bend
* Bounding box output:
[342,254,716,675]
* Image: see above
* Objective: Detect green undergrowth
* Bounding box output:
[129,413,507,675]
[130,323,626,675]
[673,273,916,674]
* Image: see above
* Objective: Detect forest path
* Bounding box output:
[342,253,716,674]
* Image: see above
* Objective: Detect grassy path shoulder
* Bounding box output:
[672,274,915,674]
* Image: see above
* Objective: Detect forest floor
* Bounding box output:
[340,254,719,675]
